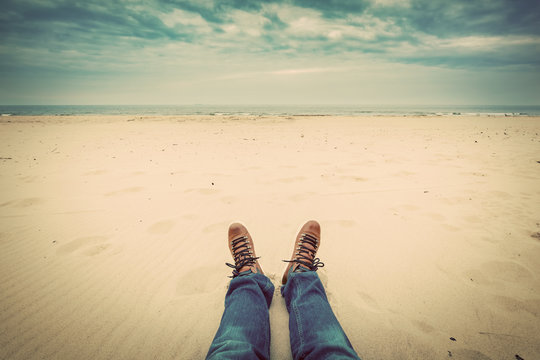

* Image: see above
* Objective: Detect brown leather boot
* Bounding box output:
[226,223,264,278]
[282,220,324,284]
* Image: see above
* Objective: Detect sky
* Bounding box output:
[1,0,539,105]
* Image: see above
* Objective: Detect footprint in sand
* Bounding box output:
[220,195,236,204]
[449,349,493,360]
[464,260,533,286]
[104,187,144,196]
[338,175,369,182]
[441,223,461,232]
[82,243,112,256]
[203,221,230,234]
[440,196,468,206]
[462,214,481,224]
[325,219,357,228]
[289,192,316,202]
[423,212,446,221]
[491,295,540,317]
[84,169,107,176]
[176,265,224,296]
[18,175,39,183]
[356,291,382,313]
[391,170,416,177]
[336,220,357,227]
[3,197,44,208]
[276,176,306,183]
[147,220,175,234]
[396,204,420,212]
[461,267,493,287]
[479,260,533,283]
[184,188,220,195]
[411,320,436,334]
[487,190,512,199]
[56,236,111,256]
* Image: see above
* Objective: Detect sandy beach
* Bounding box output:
[1,115,539,359]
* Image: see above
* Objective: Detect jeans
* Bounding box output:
[206,271,360,359]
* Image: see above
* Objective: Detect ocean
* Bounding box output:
[1,104,539,116]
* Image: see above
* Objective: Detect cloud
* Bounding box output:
[1,1,182,42]
[2,0,539,68]
[0,0,539,104]
[271,67,343,75]
[410,0,540,37]
[292,0,371,18]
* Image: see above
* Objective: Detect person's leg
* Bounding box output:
[207,272,274,360]
[281,271,359,359]
[281,221,360,360]
[206,223,274,360]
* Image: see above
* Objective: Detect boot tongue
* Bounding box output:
[237,269,253,276]
[294,263,311,273]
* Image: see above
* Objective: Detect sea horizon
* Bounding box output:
[1,104,539,117]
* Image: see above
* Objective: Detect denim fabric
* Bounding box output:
[206,273,275,360]
[281,271,361,360]
[207,271,360,360]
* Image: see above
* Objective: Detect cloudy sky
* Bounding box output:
[1,0,539,105]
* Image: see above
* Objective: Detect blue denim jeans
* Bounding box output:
[206,271,360,359]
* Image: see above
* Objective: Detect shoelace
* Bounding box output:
[283,233,324,272]
[226,235,260,278]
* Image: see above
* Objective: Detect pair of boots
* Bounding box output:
[226,220,324,284]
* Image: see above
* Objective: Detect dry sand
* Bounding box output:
[1,115,539,360]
